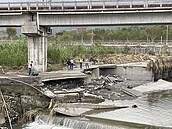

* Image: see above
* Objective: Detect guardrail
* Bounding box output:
[0,0,172,11]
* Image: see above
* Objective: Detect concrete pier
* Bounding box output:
[22,21,49,72]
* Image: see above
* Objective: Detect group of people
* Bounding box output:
[67,59,74,70]
[67,58,90,70]
[28,58,91,74]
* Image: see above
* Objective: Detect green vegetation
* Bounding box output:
[0,39,27,68]
[0,25,171,70]
[53,25,172,44]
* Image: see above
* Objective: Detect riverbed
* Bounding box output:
[20,82,172,129]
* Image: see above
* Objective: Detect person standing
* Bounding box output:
[70,59,74,70]
[85,58,89,69]
[79,58,84,69]
[67,59,71,71]
[28,61,33,75]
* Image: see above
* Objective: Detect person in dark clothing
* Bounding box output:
[67,59,71,70]
[79,58,84,69]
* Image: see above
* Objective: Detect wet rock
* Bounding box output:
[56,93,80,103]
[132,105,138,108]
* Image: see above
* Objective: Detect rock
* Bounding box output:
[132,105,138,108]
[56,93,80,103]
[0,113,5,125]
[42,88,56,98]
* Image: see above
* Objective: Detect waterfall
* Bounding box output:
[53,117,115,129]
[23,115,118,129]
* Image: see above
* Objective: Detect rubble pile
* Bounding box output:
[90,54,149,64]
[147,56,172,73]
[82,75,142,101]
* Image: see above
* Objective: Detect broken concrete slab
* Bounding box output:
[121,88,143,97]
[133,79,172,93]
[54,107,91,117]
[54,103,128,117]
[54,87,85,94]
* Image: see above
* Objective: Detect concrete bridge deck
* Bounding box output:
[41,68,87,82]
[0,68,88,85]
[0,0,172,12]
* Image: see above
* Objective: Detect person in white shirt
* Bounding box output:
[70,59,74,70]
[28,61,33,75]
[85,59,89,69]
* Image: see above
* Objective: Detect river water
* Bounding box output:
[21,89,172,129]
[92,91,172,128]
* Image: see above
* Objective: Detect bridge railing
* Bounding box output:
[0,0,172,11]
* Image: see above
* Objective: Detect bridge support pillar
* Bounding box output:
[28,31,47,72]
[22,22,50,72]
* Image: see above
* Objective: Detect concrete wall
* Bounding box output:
[0,77,41,86]
[86,63,153,81]
[99,68,116,76]
[114,65,154,81]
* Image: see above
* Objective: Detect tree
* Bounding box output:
[145,26,161,42]
[77,27,86,43]
[6,27,17,39]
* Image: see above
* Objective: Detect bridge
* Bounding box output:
[0,0,172,72]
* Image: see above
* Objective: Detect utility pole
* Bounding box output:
[166,25,169,45]
[144,0,148,8]
[91,29,94,45]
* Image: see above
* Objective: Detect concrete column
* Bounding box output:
[28,28,47,72]
[160,0,163,7]
[92,68,99,79]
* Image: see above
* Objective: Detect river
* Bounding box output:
[20,88,172,129]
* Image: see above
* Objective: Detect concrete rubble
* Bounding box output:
[42,72,151,103]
